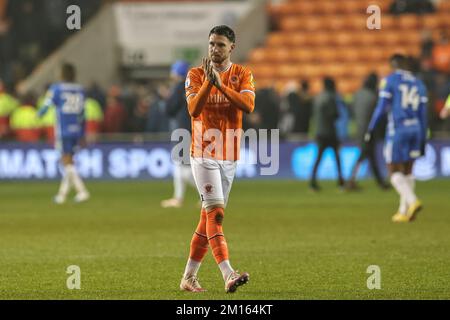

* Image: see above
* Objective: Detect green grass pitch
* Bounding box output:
[1,179,449,299]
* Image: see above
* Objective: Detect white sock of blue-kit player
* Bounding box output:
[57,171,71,198]
[391,172,417,208]
[66,164,87,194]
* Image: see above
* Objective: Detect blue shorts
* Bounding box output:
[56,136,80,155]
[384,128,422,164]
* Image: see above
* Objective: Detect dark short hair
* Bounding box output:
[405,55,420,74]
[301,80,309,91]
[363,72,378,91]
[209,25,235,43]
[61,63,76,82]
[390,54,406,69]
[323,76,335,92]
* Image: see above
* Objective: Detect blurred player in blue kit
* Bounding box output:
[38,63,90,204]
[365,54,428,222]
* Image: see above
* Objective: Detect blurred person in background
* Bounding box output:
[146,82,170,133]
[293,80,313,135]
[128,85,151,136]
[86,81,106,112]
[277,80,313,138]
[38,63,89,204]
[102,85,126,133]
[257,84,280,131]
[420,29,434,61]
[432,30,450,75]
[389,0,435,14]
[439,93,450,119]
[10,91,40,142]
[0,78,19,138]
[347,73,390,190]
[37,83,55,144]
[161,60,196,209]
[84,94,103,143]
[335,93,350,142]
[310,77,344,191]
[278,81,297,137]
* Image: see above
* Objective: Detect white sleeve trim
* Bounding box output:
[379,91,392,98]
[240,90,255,95]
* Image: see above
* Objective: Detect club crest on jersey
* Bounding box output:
[203,183,214,195]
[230,75,239,86]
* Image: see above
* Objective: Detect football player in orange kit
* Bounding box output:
[179,25,255,293]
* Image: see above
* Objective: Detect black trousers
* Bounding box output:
[350,140,385,186]
[310,136,343,183]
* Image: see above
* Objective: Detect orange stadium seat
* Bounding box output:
[250,64,274,79]
[439,0,450,12]
[360,48,387,62]
[380,31,404,46]
[276,63,302,78]
[338,0,364,14]
[438,13,450,29]
[355,31,380,46]
[319,1,340,15]
[267,48,292,62]
[326,16,349,30]
[323,63,348,78]
[302,16,327,32]
[291,48,316,62]
[314,48,339,63]
[333,32,357,46]
[422,15,441,29]
[297,64,322,79]
[279,17,302,31]
[249,48,266,63]
[292,1,317,15]
[266,33,286,47]
[345,15,369,30]
[308,32,334,46]
[350,64,375,78]
[397,15,420,29]
[338,78,361,94]
[335,48,363,62]
[380,15,396,30]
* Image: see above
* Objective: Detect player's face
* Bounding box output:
[208,34,235,64]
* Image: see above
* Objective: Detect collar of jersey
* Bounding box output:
[214,62,233,73]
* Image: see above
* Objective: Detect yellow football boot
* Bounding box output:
[392,212,410,223]
[407,200,422,222]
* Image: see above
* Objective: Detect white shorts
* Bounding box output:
[190,157,237,209]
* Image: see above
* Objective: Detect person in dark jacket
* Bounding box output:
[310,77,344,191]
[347,73,390,190]
[293,80,313,134]
[161,60,196,208]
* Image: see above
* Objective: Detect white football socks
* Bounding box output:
[406,174,415,191]
[391,172,417,212]
[65,164,88,195]
[57,172,71,199]
[218,260,234,282]
[183,258,201,279]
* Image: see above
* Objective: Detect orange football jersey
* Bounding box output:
[185,63,255,161]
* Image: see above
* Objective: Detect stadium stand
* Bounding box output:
[248,0,450,94]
